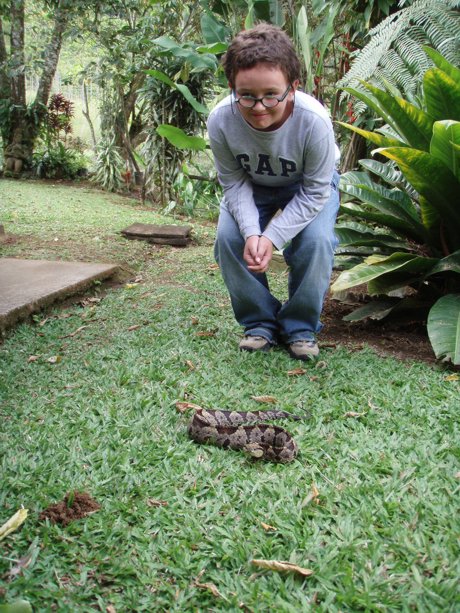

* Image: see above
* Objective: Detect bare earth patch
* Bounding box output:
[39,491,101,526]
[321,294,435,364]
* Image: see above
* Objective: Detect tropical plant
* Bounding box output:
[93,138,124,192]
[32,142,87,179]
[332,48,460,364]
[338,0,460,110]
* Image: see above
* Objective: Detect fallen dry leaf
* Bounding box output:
[8,552,33,580]
[343,411,366,418]
[251,395,278,404]
[444,374,459,382]
[302,483,320,507]
[185,360,196,371]
[60,325,89,339]
[287,368,307,376]
[315,360,328,369]
[251,559,313,577]
[194,581,223,599]
[191,316,199,325]
[175,401,204,413]
[28,355,40,363]
[260,522,277,532]
[127,324,141,332]
[196,330,217,337]
[0,508,28,541]
[147,499,168,507]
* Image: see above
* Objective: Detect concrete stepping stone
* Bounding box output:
[121,223,192,246]
[0,258,119,333]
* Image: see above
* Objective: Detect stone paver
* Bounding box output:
[121,223,191,246]
[0,258,119,333]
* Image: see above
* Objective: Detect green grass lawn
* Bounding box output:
[1,179,459,612]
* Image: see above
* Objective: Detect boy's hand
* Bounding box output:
[244,235,273,273]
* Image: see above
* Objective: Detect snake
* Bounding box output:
[187,408,302,462]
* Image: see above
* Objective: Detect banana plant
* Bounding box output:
[333,48,460,364]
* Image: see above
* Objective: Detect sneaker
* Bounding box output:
[239,335,272,353]
[288,339,319,360]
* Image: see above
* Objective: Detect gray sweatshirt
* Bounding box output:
[207,90,337,250]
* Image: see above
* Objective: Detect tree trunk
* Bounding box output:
[0,17,11,148]
[340,130,367,173]
[82,80,97,149]
[2,0,70,172]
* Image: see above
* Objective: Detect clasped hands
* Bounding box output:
[244,235,274,274]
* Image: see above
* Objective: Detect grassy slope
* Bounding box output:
[0,179,459,612]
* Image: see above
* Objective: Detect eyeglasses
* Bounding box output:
[233,85,292,109]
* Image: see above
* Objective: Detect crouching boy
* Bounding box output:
[207,23,340,360]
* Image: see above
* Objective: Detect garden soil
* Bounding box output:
[39,491,101,526]
[320,292,435,364]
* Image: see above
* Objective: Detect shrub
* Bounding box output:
[32,142,88,180]
[333,48,460,364]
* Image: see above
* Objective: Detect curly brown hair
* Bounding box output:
[222,23,302,88]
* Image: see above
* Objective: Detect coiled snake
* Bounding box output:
[188,408,302,462]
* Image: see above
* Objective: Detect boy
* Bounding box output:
[207,23,340,360]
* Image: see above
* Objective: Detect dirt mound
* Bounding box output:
[39,491,100,526]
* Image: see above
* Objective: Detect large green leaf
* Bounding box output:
[296,7,314,93]
[339,170,374,188]
[379,147,460,246]
[343,299,398,321]
[175,84,209,115]
[200,13,229,44]
[347,82,434,150]
[335,225,409,251]
[427,294,460,364]
[331,253,438,293]
[336,122,404,148]
[156,125,207,151]
[430,120,460,181]
[423,47,460,83]
[339,180,426,235]
[424,68,460,123]
[368,271,422,295]
[425,250,460,276]
[363,82,433,150]
[145,70,208,115]
[343,296,429,322]
[358,159,404,187]
[339,202,426,243]
[145,68,175,87]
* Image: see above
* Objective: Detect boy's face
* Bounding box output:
[232,63,298,131]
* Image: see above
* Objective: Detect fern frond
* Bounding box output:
[338,0,460,108]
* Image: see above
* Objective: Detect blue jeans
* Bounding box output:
[214,171,340,345]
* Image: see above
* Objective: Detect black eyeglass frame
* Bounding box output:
[233,85,292,109]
